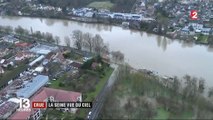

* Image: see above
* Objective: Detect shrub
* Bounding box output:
[58,82,65,87]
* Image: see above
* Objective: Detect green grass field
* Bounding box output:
[197,34,208,44]
[87,1,114,10]
[154,107,170,119]
[0,63,27,88]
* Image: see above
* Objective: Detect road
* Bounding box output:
[88,64,119,120]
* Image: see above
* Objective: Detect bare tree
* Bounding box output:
[33,31,43,40]
[111,51,125,63]
[182,75,198,102]
[15,26,25,36]
[4,26,13,33]
[55,36,60,45]
[64,36,71,48]
[208,87,213,98]
[93,34,104,54]
[172,76,181,96]
[83,32,93,52]
[44,32,54,42]
[72,30,83,50]
[198,78,205,94]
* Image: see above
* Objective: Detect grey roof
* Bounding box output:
[29,55,45,66]
[202,28,211,32]
[30,44,58,55]
[182,27,189,32]
[16,75,49,98]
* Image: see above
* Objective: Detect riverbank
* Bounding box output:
[0,16,212,88]
[99,65,213,119]
[5,14,212,46]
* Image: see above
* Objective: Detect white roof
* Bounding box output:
[0,59,5,64]
[35,66,44,72]
[8,98,20,104]
[29,55,45,66]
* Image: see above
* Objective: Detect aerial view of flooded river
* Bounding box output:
[0,16,212,87]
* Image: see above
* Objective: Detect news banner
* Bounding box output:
[32,101,92,108]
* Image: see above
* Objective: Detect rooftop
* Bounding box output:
[10,87,81,120]
[0,101,18,119]
[16,75,49,98]
[30,44,58,55]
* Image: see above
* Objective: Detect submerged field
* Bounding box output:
[99,65,213,119]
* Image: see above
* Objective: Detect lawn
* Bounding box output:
[197,34,208,44]
[87,1,114,10]
[0,63,27,88]
[48,67,114,119]
[48,55,114,119]
[41,109,75,120]
[154,107,170,119]
[76,67,114,119]
[85,67,113,101]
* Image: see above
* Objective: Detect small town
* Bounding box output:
[0,0,213,120]
[0,27,118,119]
[0,0,213,44]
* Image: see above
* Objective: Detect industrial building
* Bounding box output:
[15,75,49,98]
[30,44,58,55]
[10,87,82,120]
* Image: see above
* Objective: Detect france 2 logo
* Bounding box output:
[190,10,198,20]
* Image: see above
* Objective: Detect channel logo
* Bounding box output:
[17,98,31,112]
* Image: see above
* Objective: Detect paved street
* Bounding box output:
[88,64,119,120]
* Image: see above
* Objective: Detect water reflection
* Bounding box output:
[45,19,55,26]
[157,35,162,48]
[162,37,168,51]
[63,20,69,26]
[207,45,213,52]
[39,18,43,23]
[181,41,195,48]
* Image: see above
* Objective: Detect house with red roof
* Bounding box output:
[53,52,65,63]
[15,42,32,48]
[15,51,34,61]
[9,87,82,120]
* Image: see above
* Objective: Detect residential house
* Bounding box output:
[2,60,14,68]
[2,35,19,44]
[0,101,18,119]
[53,52,65,63]
[0,66,4,74]
[70,62,82,69]
[10,87,82,120]
[201,28,211,35]
[15,42,32,49]
[15,52,34,61]
[91,62,100,70]
[181,27,190,35]
[188,23,203,31]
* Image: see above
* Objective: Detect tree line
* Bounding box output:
[100,64,213,119]
[0,25,127,64]
[64,30,110,55]
[0,25,59,43]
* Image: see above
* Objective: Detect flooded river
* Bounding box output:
[0,16,212,87]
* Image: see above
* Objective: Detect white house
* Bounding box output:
[201,28,211,35]
[188,23,203,31]
[0,66,4,74]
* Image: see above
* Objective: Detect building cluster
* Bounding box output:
[0,35,86,120]
[181,23,212,35]
[157,0,213,36]
[71,7,155,22]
